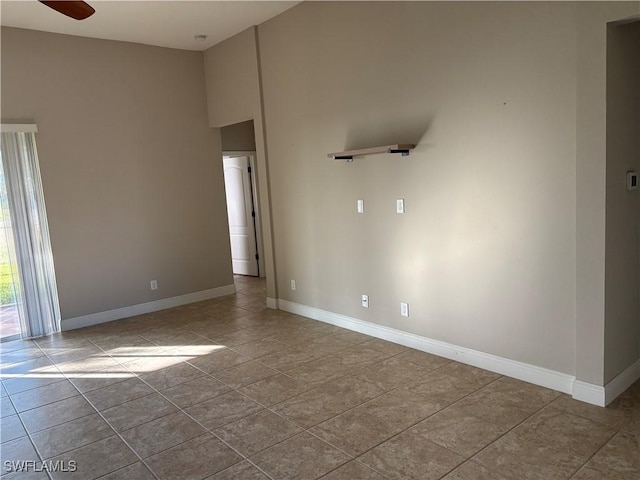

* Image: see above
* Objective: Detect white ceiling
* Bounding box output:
[0,0,301,51]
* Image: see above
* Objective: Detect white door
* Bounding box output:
[223,156,259,276]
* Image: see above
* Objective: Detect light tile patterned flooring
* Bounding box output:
[1,275,639,479]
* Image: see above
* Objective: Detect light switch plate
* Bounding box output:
[357,199,365,213]
[362,294,369,308]
[396,198,405,214]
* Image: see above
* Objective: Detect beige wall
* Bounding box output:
[1,27,233,322]
[604,20,640,382]
[258,1,579,374]
[221,120,256,151]
[204,28,260,129]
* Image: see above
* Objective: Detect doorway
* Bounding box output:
[604,19,640,379]
[219,118,270,312]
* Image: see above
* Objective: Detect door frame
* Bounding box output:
[223,151,265,278]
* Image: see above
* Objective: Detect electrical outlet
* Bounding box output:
[150,280,158,291]
[396,198,405,214]
[291,279,296,291]
[400,302,409,317]
[361,294,369,308]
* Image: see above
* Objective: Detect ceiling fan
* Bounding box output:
[38,1,95,20]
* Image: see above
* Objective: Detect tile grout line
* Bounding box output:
[13,322,486,479]
[355,371,553,479]
[319,372,506,477]
[464,392,571,477]
[2,338,54,479]
[295,367,509,479]
[6,285,634,480]
[290,355,487,479]
[196,350,472,477]
[83,332,279,480]
[545,398,634,435]
[0,351,545,480]
[75,331,286,477]
[5,326,497,480]
[82,319,376,478]
[43,335,162,480]
[332,368,603,479]
[565,429,621,480]
[23,341,127,471]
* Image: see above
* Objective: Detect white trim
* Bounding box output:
[62,284,236,331]
[266,297,278,309]
[573,381,606,407]
[278,299,576,396]
[1,124,38,133]
[223,150,256,157]
[605,358,640,405]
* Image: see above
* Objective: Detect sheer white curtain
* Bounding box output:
[0,125,61,338]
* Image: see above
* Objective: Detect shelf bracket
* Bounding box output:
[332,155,354,162]
[388,148,411,156]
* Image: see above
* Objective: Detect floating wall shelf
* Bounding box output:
[328,144,415,162]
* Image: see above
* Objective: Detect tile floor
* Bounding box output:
[1,275,638,479]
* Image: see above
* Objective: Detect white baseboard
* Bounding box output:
[266,297,278,310]
[62,284,237,331]
[278,299,577,397]
[573,381,605,407]
[605,358,640,405]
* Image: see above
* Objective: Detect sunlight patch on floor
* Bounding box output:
[0,344,228,378]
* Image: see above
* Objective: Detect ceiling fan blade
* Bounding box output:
[38,1,95,20]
